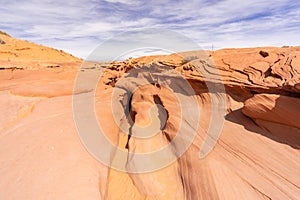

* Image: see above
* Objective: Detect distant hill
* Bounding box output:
[0,31,82,69]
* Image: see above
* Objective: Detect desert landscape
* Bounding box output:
[0,30,299,199]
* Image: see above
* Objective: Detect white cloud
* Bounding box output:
[103,0,140,5]
[0,0,299,59]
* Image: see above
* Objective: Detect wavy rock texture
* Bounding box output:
[0,35,299,200]
[98,47,300,199]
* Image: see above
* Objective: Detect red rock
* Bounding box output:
[0,34,299,199]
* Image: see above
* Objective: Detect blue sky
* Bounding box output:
[1,0,300,59]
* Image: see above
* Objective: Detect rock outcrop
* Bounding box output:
[0,31,81,69]
[97,46,300,199]
[0,38,5,45]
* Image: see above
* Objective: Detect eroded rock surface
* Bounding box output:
[0,35,299,200]
[97,46,300,199]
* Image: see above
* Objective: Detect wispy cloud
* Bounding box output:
[0,0,299,59]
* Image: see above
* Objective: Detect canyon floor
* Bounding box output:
[0,32,300,199]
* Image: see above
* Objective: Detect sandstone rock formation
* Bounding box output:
[0,31,81,69]
[98,46,300,199]
[0,34,299,199]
